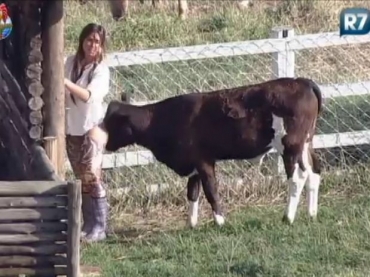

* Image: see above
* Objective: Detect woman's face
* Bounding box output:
[82,32,102,61]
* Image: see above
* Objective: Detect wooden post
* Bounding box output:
[270,26,295,177]
[41,0,65,179]
[67,180,81,277]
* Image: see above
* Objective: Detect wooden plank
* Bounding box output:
[0,181,67,196]
[67,180,81,277]
[0,208,68,222]
[0,196,67,208]
[0,222,67,234]
[41,0,65,179]
[0,255,67,267]
[0,244,67,255]
[0,266,67,276]
[0,233,67,244]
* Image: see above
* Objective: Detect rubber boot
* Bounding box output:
[81,193,93,238]
[84,197,108,243]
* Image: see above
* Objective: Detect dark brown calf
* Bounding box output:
[102,77,322,227]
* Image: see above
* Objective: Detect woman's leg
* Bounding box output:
[66,135,93,238]
[80,135,108,242]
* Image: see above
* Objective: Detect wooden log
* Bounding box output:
[29,32,42,49]
[29,110,43,125]
[0,244,67,255]
[43,137,58,176]
[28,96,44,110]
[0,196,68,208]
[29,125,42,140]
[0,267,67,276]
[0,222,67,234]
[0,181,67,196]
[28,81,44,97]
[25,63,42,81]
[0,255,67,267]
[67,181,81,277]
[41,0,65,179]
[0,233,67,245]
[0,208,67,222]
[28,48,43,64]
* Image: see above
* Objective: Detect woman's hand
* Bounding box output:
[64,78,91,102]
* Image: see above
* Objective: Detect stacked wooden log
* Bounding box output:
[0,60,59,181]
[25,1,44,141]
[0,181,81,276]
[1,1,66,179]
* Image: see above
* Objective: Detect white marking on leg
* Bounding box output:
[269,114,287,155]
[301,142,321,219]
[285,163,308,224]
[188,199,199,228]
[187,169,200,228]
[213,212,225,226]
[306,173,320,218]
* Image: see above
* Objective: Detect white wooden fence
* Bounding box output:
[66,26,370,170]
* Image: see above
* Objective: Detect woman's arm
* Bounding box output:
[65,64,110,103]
[64,78,91,102]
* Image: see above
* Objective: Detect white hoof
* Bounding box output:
[213,213,225,226]
[188,216,198,228]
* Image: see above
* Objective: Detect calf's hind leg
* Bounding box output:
[281,138,309,225]
[305,145,321,220]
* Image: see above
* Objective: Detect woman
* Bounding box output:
[64,23,110,243]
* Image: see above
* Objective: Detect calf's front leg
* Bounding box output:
[197,162,225,226]
[187,173,201,228]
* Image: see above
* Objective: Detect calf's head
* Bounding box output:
[102,100,135,152]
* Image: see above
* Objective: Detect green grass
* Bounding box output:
[82,193,370,277]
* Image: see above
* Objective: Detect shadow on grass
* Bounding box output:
[230,262,265,277]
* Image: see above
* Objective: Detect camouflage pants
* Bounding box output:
[66,134,106,198]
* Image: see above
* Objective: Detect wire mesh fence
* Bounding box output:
[63,0,370,213]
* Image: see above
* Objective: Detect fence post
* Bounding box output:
[270,26,295,177]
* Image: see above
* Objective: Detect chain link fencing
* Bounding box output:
[63,0,370,217]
